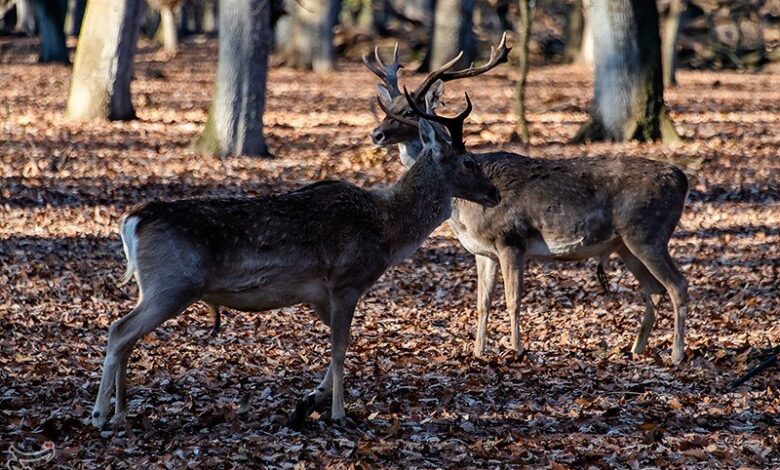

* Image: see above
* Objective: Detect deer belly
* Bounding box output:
[204,278,328,313]
[526,235,620,260]
[456,230,497,259]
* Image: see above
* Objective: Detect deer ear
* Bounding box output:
[419,119,441,158]
[376,84,393,108]
[425,80,445,113]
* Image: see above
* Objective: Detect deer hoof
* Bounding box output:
[671,348,685,365]
[331,416,346,427]
[286,393,317,430]
[92,410,108,428]
[110,412,127,427]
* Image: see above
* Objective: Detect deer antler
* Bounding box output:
[375,96,418,127]
[363,43,403,97]
[413,32,511,101]
[403,86,472,151]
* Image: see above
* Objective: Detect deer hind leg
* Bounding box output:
[623,241,688,365]
[206,302,221,336]
[617,245,665,355]
[113,355,130,424]
[288,301,336,428]
[92,289,194,428]
[474,255,498,358]
[597,252,611,293]
[497,245,525,355]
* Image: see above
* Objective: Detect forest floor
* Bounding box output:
[1,37,779,469]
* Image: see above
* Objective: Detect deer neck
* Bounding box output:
[398,139,423,169]
[379,154,452,264]
[398,138,470,229]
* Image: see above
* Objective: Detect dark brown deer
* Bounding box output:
[367,44,689,364]
[92,104,500,429]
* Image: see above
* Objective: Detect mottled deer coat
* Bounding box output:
[92,118,500,428]
[369,56,689,363]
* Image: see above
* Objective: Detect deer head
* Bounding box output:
[366,33,511,147]
[393,88,501,208]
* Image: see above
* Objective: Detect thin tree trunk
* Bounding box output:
[515,0,531,143]
[68,0,87,36]
[66,0,144,121]
[577,0,593,64]
[430,0,476,69]
[282,0,338,72]
[571,0,679,143]
[662,0,684,87]
[193,0,270,157]
[15,0,36,35]
[159,5,178,54]
[371,0,390,36]
[563,0,583,64]
[31,0,69,63]
[201,0,217,33]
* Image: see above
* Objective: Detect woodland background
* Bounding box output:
[1,0,779,468]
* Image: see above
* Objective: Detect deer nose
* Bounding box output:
[372,130,386,145]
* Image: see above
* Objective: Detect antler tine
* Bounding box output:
[403,87,472,151]
[363,44,403,96]
[374,45,386,68]
[413,51,464,100]
[413,32,512,100]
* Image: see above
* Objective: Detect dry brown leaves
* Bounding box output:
[1,37,779,469]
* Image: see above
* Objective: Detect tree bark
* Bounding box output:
[662,0,684,87]
[281,0,339,72]
[429,0,476,69]
[31,0,69,63]
[193,0,270,157]
[571,0,679,143]
[515,0,531,143]
[66,0,144,121]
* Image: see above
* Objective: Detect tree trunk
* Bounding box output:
[159,5,178,54]
[281,0,339,72]
[66,0,144,121]
[31,0,69,63]
[15,0,36,35]
[563,0,583,64]
[68,0,87,36]
[201,0,217,33]
[193,0,270,157]
[571,0,679,143]
[577,0,593,64]
[371,0,390,36]
[429,0,476,69]
[180,0,200,35]
[515,0,531,143]
[662,0,684,87]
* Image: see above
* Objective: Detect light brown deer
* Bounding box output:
[366,43,689,364]
[92,104,500,429]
